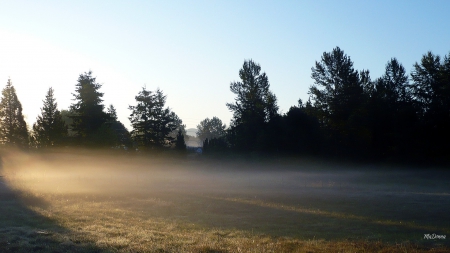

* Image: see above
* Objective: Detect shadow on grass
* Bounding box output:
[0,159,104,253]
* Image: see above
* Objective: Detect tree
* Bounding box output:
[410,52,450,158]
[129,87,180,150]
[367,58,417,157]
[0,79,28,147]
[308,47,367,153]
[175,128,186,151]
[98,104,131,148]
[202,137,228,154]
[376,58,410,103]
[168,117,187,143]
[32,87,68,148]
[69,71,109,145]
[196,116,226,142]
[283,101,321,154]
[226,60,279,151]
[107,104,118,121]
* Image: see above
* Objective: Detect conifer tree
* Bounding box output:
[103,104,131,148]
[32,87,67,147]
[0,79,28,147]
[129,87,180,149]
[70,71,109,145]
[175,128,186,151]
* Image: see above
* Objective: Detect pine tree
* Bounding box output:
[410,52,450,158]
[103,104,131,148]
[32,87,68,148]
[70,71,109,145]
[0,79,28,147]
[175,128,186,151]
[129,87,180,150]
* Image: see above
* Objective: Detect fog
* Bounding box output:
[1,148,449,250]
[2,148,447,202]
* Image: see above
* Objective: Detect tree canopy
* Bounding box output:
[129,87,181,150]
[196,117,226,142]
[32,87,68,148]
[0,79,28,148]
[70,71,109,145]
[226,60,279,151]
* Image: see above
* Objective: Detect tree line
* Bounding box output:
[217,47,450,163]
[0,71,186,151]
[1,47,449,163]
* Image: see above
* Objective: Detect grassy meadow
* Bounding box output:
[0,149,449,252]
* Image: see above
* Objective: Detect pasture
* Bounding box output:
[0,149,449,252]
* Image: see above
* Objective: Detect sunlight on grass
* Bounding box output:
[209,196,446,232]
[1,150,449,252]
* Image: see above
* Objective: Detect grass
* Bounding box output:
[0,149,449,252]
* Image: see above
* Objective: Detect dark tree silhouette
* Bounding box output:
[32,87,68,148]
[129,87,180,150]
[202,137,228,154]
[96,104,132,148]
[70,71,109,146]
[410,52,450,158]
[308,47,367,154]
[175,128,186,151]
[0,79,28,148]
[283,100,321,154]
[226,60,279,151]
[196,116,226,142]
[365,58,417,157]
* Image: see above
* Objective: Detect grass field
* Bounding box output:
[0,149,449,252]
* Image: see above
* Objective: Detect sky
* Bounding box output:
[1,1,449,130]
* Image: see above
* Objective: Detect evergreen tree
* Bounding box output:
[367,58,416,157]
[107,104,118,121]
[70,71,109,145]
[226,60,279,151]
[129,87,180,150]
[175,128,186,151]
[102,104,131,148]
[410,52,450,158]
[32,87,68,148]
[0,79,28,147]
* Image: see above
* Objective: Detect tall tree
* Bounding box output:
[175,128,186,151]
[32,87,68,148]
[309,47,366,153]
[70,71,109,145]
[0,79,28,147]
[196,116,226,142]
[226,60,279,151]
[410,52,450,158]
[129,87,180,150]
[367,58,415,157]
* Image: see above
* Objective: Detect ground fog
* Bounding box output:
[0,149,449,252]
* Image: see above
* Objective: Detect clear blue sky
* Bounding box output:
[1,1,449,130]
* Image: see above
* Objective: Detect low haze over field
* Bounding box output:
[1,150,449,251]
